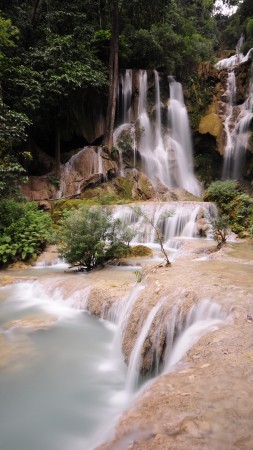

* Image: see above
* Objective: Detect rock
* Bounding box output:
[35,245,59,267]
[198,113,224,154]
[21,175,58,201]
[115,171,156,201]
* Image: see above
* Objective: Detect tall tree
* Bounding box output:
[104,0,119,152]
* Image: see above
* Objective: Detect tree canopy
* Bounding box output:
[0,0,251,194]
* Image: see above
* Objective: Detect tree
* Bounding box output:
[0,200,53,266]
[0,14,31,197]
[209,214,230,249]
[104,0,120,152]
[58,206,134,271]
[132,206,172,266]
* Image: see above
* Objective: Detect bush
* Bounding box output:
[204,181,253,236]
[209,214,230,248]
[0,200,53,266]
[204,180,241,209]
[58,206,135,271]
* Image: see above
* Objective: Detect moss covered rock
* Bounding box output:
[129,245,153,257]
[199,113,224,154]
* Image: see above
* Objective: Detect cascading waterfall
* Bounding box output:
[109,288,229,400]
[215,38,253,180]
[222,71,237,178]
[125,296,167,393]
[114,70,201,196]
[104,284,145,363]
[112,201,216,246]
[121,69,133,124]
[168,79,201,195]
[163,299,229,371]
[1,260,230,450]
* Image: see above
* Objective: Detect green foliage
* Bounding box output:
[209,214,230,247]
[0,15,19,51]
[218,0,253,51]
[130,245,153,257]
[204,181,253,236]
[117,132,133,155]
[0,200,53,266]
[48,176,60,189]
[132,206,172,266]
[134,270,143,283]
[0,99,31,198]
[58,206,135,271]
[204,180,241,209]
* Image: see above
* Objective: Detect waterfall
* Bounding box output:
[114,70,200,196]
[126,296,167,393]
[163,299,229,371]
[154,70,162,146]
[215,39,253,180]
[104,284,145,362]
[121,69,133,124]
[222,71,237,178]
[168,79,201,195]
[112,201,216,245]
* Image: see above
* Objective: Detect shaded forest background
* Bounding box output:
[1,0,253,197]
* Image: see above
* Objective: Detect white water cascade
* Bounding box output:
[121,69,133,124]
[0,258,231,450]
[126,296,167,393]
[105,284,145,363]
[163,299,229,371]
[112,201,216,247]
[168,79,201,195]
[114,69,201,196]
[215,39,253,179]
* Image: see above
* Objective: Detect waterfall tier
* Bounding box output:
[112,201,216,246]
[215,39,253,180]
[114,70,201,197]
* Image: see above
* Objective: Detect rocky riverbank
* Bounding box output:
[1,239,252,449]
[92,239,253,450]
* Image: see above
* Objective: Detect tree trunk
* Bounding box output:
[55,121,61,178]
[30,0,41,25]
[104,1,119,152]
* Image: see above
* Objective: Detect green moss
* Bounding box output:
[51,187,132,223]
[129,245,153,257]
[115,177,133,199]
[204,181,253,236]
[184,74,215,130]
[51,199,96,222]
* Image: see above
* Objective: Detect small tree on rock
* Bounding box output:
[132,206,172,266]
[58,206,134,271]
[209,214,230,249]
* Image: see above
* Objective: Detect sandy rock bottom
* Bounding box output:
[95,240,253,450]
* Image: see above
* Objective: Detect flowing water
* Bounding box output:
[112,201,216,249]
[0,276,127,450]
[115,70,201,196]
[0,235,229,450]
[215,39,253,180]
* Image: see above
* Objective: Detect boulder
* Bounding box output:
[199,113,224,155]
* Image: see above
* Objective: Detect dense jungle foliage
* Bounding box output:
[0,0,249,186]
[0,1,253,266]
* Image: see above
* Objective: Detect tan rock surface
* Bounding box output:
[95,240,253,450]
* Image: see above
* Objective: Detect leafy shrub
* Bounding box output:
[0,200,53,266]
[204,181,253,236]
[204,180,241,209]
[58,206,135,271]
[209,214,230,248]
